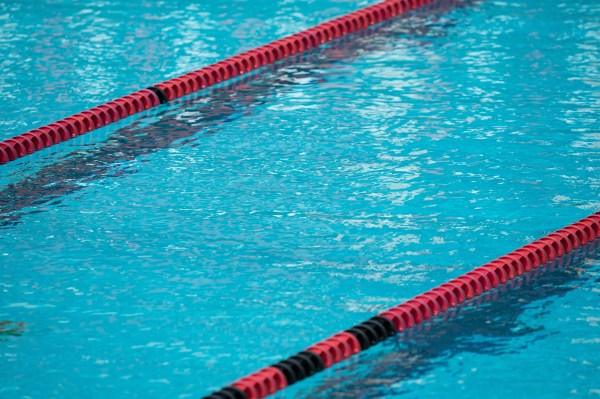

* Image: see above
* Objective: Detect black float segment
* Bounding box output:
[371,316,397,336]
[298,351,325,373]
[346,326,373,350]
[147,86,169,104]
[271,350,325,386]
[346,316,398,351]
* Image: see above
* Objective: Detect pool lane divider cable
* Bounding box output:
[204,211,600,399]
[0,0,437,165]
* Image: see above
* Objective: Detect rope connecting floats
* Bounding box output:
[204,212,600,399]
[0,0,437,165]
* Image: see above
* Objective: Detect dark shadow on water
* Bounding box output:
[291,239,599,398]
[0,0,470,228]
[0,321,26,343]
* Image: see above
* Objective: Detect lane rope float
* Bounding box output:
[0,0,438,165]
[204,211,600,399]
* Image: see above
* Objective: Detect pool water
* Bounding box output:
[1,0,599,398]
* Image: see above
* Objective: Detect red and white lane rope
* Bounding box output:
[204,212,600,399]
[0,0,436,165]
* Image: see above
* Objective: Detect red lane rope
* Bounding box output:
[205,212,600,399]
[0,0,434,165]
[7,0,596,394]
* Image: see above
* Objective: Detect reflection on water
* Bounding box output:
[293,240,600,398]
[1,0,599,398]
[0,0,466,228]
[0,321,26,342]
[0,0,378,139]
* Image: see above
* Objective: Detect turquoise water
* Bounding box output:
[0,0,372,140]
[1,0,599,398]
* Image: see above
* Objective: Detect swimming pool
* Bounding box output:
[1,0,599,398]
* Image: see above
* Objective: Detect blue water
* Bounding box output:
[0,0,373,140]
[1,0,599,398]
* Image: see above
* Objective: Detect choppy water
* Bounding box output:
[1,0,599,398]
